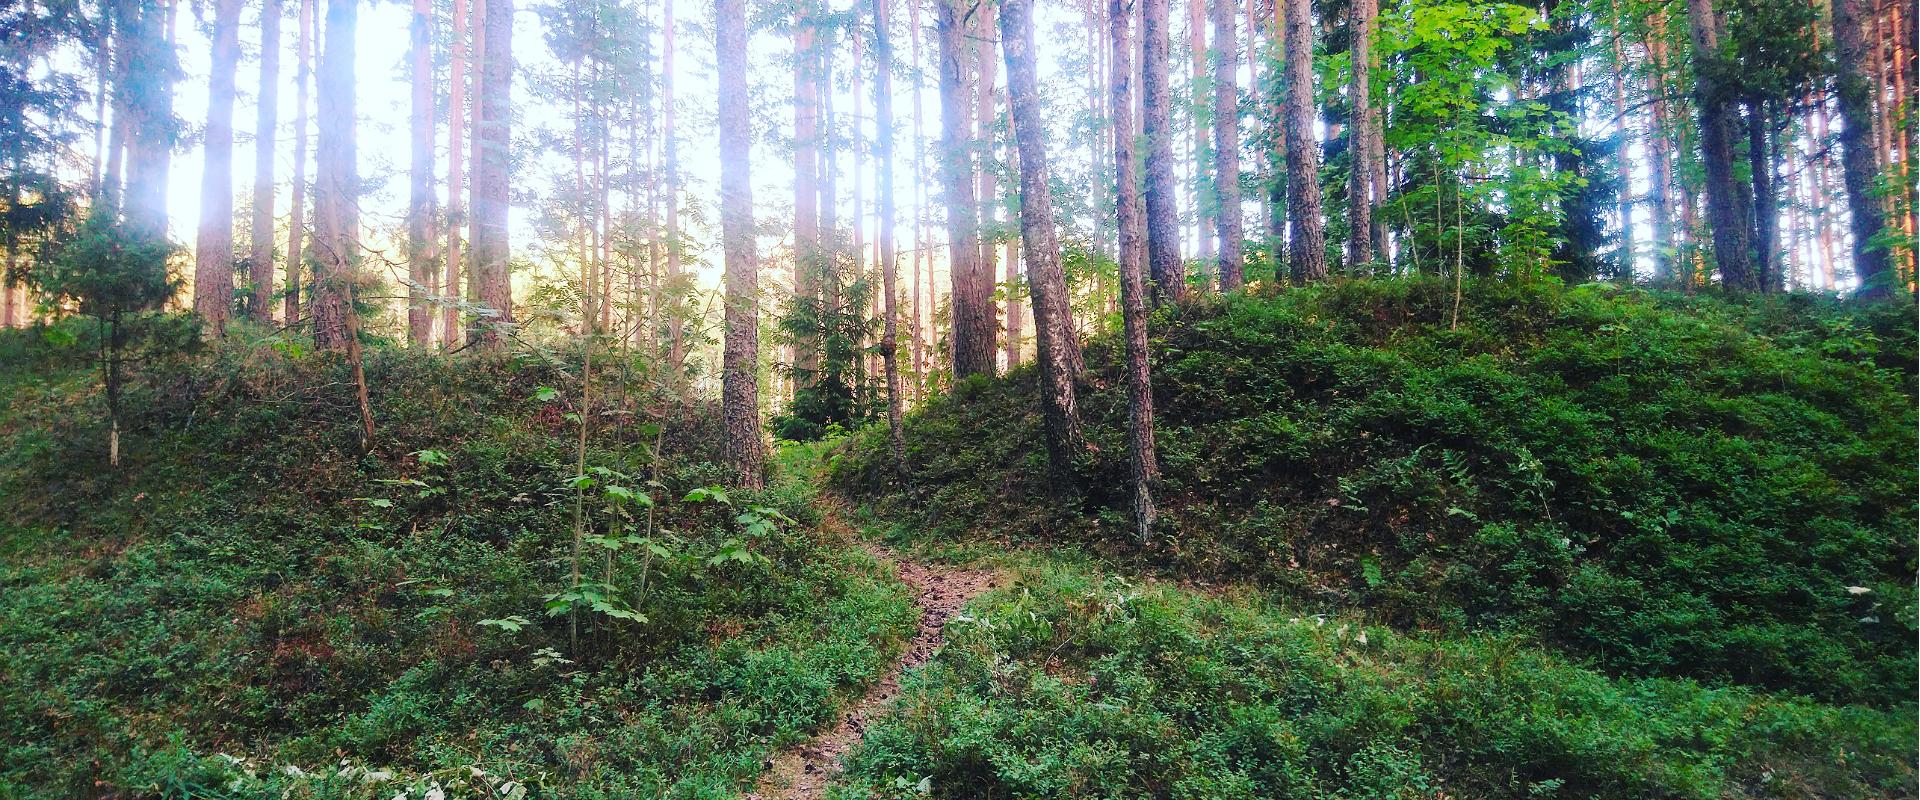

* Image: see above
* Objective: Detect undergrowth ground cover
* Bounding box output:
[833,278,1919,706]
[0,336,917,798]
[827,532,1916,800]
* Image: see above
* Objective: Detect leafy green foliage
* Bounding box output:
[831,561,1915,799]
[835,278,1917,703]
[0,341,917,797]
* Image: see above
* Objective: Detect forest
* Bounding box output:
[0,0,1915,797]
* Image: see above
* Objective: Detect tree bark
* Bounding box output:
[1684,0,1756,289]
[123,1,176,241]
[1212,0,1244,289]
[1002,0,1086,474]
[1111,0,1157,541]
[1187,0,1210,263]
[408,0,436,346]
[1283,0,1325,282]
[313,0,357,351]
[1265,0,1286,274]
[794,2,820,390]
[1747,98,1777,292]
[444,0,469,346]
[938,0,994,378]
[1345,0,1375,271]
[1831,0,1893,296]
[717,0,765,488]
[470,0,513,343]
[250,0,282,322]
[194,0,242,334]
[1644,21,1674,285]
[286,0,312,324]
[1142,0,1182,301]
[975,0,1001,338]
[1611,32,1632,282]
[876,0,907,472]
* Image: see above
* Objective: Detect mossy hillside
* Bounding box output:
[832,278,1918,703]
[0,334,917,798]
[829,555,1916,800]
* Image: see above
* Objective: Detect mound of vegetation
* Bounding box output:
[833,559,1916,800]
[0,329,916,798]
[833,279,1917,704]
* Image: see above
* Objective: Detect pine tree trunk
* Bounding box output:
[122,1,176,240]
[1002,0,1085,474]
[470,0,513,342]
[408,0,436,346]
[194,0,242,335]
[663,0,685,373]
[444,0,469,346]
[1684,0,1756,290]
[312,0,357,351]
[975,0,1001,334]
[1345,0,1375,271]
[1187,0,1210,263]
[1265,0,1286,274]
[1611,32,1633,282]
[1142,0,1183,302]
[876,0,906,471]
[1212,0,1243,289]
[717,0,765,488]
[909,0,929,396]
[1283,0,1325,282]
[250,0,282,322]
[1111,0,1157,541]
[286,0,312,324]
[1832,0,1893,296]
[1747,98,1777,292]
[1644,21,1674,285]
[1004,239,1022,366]
[794,4,820,390]
[938,0,994,378]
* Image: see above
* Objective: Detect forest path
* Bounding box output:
[745,509,1000,800]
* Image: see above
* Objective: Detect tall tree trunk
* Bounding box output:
[286,0,312,324]
[1644,21,1674,284]
[1748,98,1777,292]
[1002,0,1086,473]
[662,0,684,374]
[1142,0,1182,301]
[1111,0,1157,541]
[717,0,765,487]
[1282,0,1325,282]
[194,0,242,335]
[408,0,436,346]
[1684,0,1756,289]
[938,0,994,378]
[1265,0,1286,275]
[1346,0,1375,271]
[909,0,929,396]
[470,0,513,343]
[1212,0,1244,289]
[1831,0,1893,296]
[794,2,820,391]
[123,1,176,240]
[1611,32,1633,282]
[876,0,906,472]
[975,0,1001,345]
[1003,239,1022,366]
[313,0,357,351]
[1187,0,1209,263]
[444,0,469,346]
[250,0,282,322]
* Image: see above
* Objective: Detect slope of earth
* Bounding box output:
[828,550,1916,799]
[833,278,1918,706]
[0,333,917,798]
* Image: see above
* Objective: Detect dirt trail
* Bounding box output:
[746,537,999,799]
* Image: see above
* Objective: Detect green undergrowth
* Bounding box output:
[0,329,917,798]
[832,278,1918,705]
[827,549,1917,800]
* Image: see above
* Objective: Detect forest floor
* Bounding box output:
[748,508,1002,800]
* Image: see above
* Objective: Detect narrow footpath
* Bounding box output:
[746,531,999,799]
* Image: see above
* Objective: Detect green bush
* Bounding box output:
[831,563,1916,800]
[0,339,917,797]
[833,278,1918,703]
